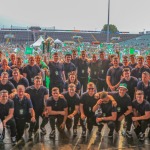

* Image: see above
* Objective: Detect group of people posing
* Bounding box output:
[0,49,150,146]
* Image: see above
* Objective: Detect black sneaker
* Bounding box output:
[49,130,55,138]
[88,129,92,134]
[126,131,132,139]
[0,139,3,143]
[34,128,38,133]
[148,130,150,139]
[81,130,86,137]
[40,127,46,135]
[28,131,33,141]
[25,123,29,129]
[138,132,145,142]
[121,130,126,137]
[73,129,77,136]
[11,136,17,146]
[108,131,113,138]
[96,130,101,136]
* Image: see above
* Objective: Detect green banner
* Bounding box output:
[129,48,135,54]
[25,46,33,55]
[40,61,48,69]
[46,76,50,89]
[100,43,104,48]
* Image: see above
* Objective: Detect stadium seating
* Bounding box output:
[119,34,150,48]
[0,29,145,45]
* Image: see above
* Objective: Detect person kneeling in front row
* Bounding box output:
[46,87,68,138]
[93,91,117,138]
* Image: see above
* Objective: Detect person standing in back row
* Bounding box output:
[131,56,150,81]
[71,50,79,67]
[77,50,89,93]
[63,53,76,79]
[97,51,110,91]
[23,56,41,86]
[89,54,99,87]
[106,56,123,91]
[48,52,66,95]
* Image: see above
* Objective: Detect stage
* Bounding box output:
[1,123,150,150]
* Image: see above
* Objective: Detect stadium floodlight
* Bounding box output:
[106,0,110,43]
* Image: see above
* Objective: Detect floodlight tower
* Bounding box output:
[106,0,110,43]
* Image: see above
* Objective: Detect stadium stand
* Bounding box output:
[0,27,144,44]
[119,34,150,47]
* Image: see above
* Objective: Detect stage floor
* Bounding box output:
[1,123,150,150]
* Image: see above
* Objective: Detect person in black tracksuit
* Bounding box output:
[0,90,16,145]
[109,83,133,139]
[80,82,98,137]
[106,56,123,92]
[129,54,137,69]
[0,58,12,77]
[12,85,36,141]
[93,92,117,138]
[25,76,49,134]
[131,56,150,82]
[46,87,68,138]
[121,56,132,71]
[71,50,79,67]
[0,72,16,95]
[137,71,150,103]
[63,54,76,79]
[63,71,81,95]
[48,52,66,95]
[62,83,80,136]
[23,56,41,86]
[97,51,110,92]
[9,68,29,89]
[120,68,138,101]
[132,90,150,142]
[89,54,99,87]
[77,51,89,93]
